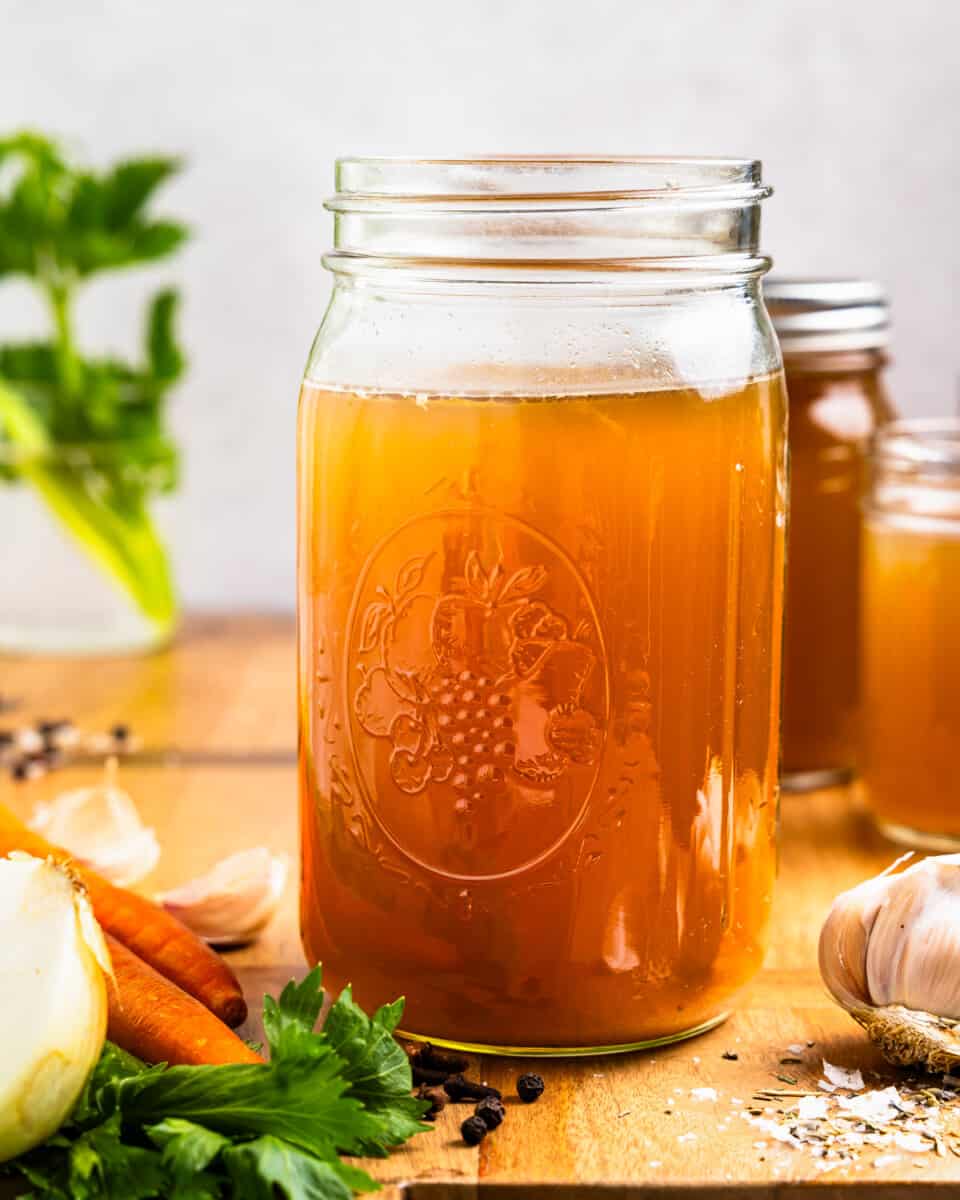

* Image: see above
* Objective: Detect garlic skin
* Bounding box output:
[30,762,160,888]
[819,854,960,1072]
[0,854,109,1161]
[157,848,288,946]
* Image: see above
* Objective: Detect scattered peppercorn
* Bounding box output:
[0,730,14,749]
[110,723,130,743]
[474,1096,505,1130]
[11,760,31,781]
[415,1083,447,1120]
[444,1074,502,1103]
[516,1073,545,1104]
[460,1115,487,1146]
[722,1051,739,1061]
[412,1064,450,1088]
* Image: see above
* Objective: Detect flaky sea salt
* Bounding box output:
[690,1087,718,1102]
[822,1060,865,1091]
[893,1132,933,1154]
[837,1087,902,1125]
[798,1095,829,1120]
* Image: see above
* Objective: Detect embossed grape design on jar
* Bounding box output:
[298,158,786,1054]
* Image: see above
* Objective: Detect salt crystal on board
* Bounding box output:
[690,1087,718,1102]
[837,1087,901,1125]
[797,1095,829,1120]
[822,1060,864,1091]
[893,1132,933,1154]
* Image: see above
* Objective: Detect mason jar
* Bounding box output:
[862,419,960,850]
[298,157,786,1053]
[765,280,894,790]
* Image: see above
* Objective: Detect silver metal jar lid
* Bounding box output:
[764,278,889,353]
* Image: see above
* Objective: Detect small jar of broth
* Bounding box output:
[765,280,895,791]
[862,419,960,849]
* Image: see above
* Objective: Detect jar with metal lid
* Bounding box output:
[862,419,960,849]
[765,279,895,791]
[298,157,786,1053]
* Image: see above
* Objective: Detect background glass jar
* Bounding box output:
[862,419,960,850]
[298,157,786,1053]
[765,280,894,790]
[0,439,178,655]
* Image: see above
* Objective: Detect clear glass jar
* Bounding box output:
[862,419,960,849]
[0,442,177,655]
[298,157,786,1053]
[765,280,894,790]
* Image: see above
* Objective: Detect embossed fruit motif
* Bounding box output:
[352,547,603,824]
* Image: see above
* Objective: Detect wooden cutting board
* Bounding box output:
[3,616,958,1194]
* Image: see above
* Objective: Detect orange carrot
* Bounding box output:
[106,936,262,1066]
[0,803,247,1027]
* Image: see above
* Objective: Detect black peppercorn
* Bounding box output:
[11,760,29,781]
[110,723,130,743]
[444,1074,502,1103]
[722,1051,739,1061]
[460,1115,487,1146]
[516,1072,545,1103]
[474,1096,505,1130]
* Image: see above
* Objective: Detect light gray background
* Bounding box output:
[3,0,957,612]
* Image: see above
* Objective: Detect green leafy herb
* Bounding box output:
[0,968,430,1198]
[0,131,187,634]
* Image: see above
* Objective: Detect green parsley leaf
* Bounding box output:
[67,1115,167,1200]
[263,965,327,1063]
[222,1135,360,1200]
[322,987,430,1156]
[146,1119,228,1198]
[115,1057,382,1162]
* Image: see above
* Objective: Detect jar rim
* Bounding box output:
[874,418,960,475]
[330,155,769,206]
[765,276,889,353]
[325,156,771,276]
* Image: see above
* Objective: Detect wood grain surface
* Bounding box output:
[2,615,956,1194]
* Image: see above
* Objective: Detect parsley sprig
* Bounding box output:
[0,132,188,634]
[1,968,430,1198]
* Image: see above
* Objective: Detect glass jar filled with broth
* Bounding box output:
[862,419,960,849]
[299,157,786,1053]
[765,280,895,791]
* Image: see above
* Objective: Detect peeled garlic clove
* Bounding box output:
[29,762,160,888]
[0,853,109,1161]
[819,854,960,1073]
[157,848,288,946]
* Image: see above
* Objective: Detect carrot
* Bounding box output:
[0,803,247,1026]
[106,936,263,1066]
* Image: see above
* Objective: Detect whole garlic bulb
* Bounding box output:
[819,853,960,1072]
